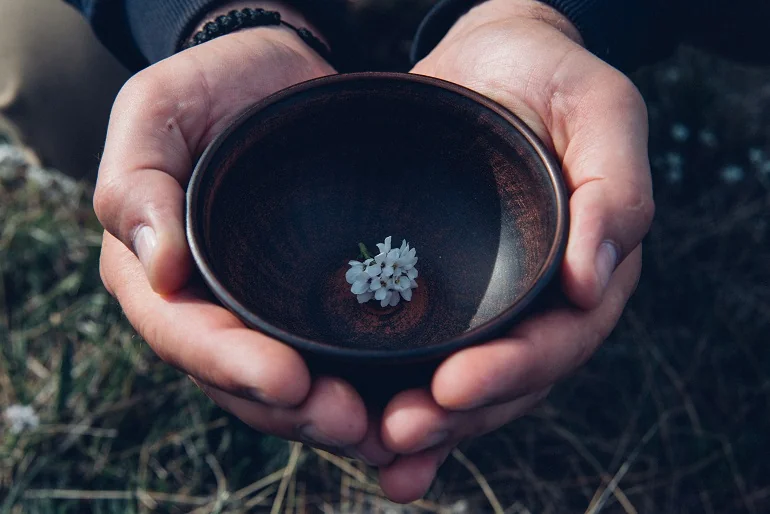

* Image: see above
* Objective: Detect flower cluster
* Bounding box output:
[346,236,418,307]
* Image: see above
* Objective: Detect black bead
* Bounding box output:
[181,8,332,67]
[233,10,248,28]
[215,15,231,29]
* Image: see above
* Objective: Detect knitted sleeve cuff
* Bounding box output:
[81,0,349,71]
[411,0,678,73]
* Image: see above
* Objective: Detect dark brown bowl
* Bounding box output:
[186,72,568,400]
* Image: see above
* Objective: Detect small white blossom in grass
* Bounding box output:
[749,148,765,164]
[4,404,40,435]
[666,167,683,184]
[663,67,681,82]
[665,152,683,169]
[346,236,418,307]
[663,152,684,184]
[670,123,690,142]
[720,165,745,184]
[698,130,718,148]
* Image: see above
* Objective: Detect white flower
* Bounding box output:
[345,259,367,284]
[4,404,40,435]
[670,123,690,142]
[749,148,764,164]
[347,236,419,307]
[698,130,718,148]
[720,165,745,184]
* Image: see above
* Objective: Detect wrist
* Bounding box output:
[184,1,328,49]
[449,0,583,47]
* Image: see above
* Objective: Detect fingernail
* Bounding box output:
[596,241,619,291]
[413,430,449,453]
[298,424,344,449]
[133,226,157,272]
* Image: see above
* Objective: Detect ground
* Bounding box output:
[1,10,769,514]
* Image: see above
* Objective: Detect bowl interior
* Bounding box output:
[191,75,563,353]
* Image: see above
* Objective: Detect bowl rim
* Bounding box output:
[186,71,568,363]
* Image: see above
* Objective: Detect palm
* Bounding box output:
[376,2,654,503]
[95,28,397,472]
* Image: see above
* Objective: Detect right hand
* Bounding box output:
[95,5,395,467]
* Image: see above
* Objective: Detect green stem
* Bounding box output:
[358,243,373,260]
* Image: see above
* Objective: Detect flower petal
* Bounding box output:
[376,236,392,255]
[375,252,386,265]
[375,288,388,301]
[400,287,413,301]
[345,267,362,284]
[381,266,394,277]
[407,268,418,279]
[357,292,373,304]
[349,260,364,267]
[410,279,418,289]
[364,258,374,266]
[365,264,381,277]
[370,279,383,291]
[389,292,400,307]
[386,249,399,266]
[352,280,370,295]
[380,292,391,307]
[397,276,410,290]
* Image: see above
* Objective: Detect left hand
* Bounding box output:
[376,0,654,502]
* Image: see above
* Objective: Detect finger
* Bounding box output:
[432,246,642,410]
[345,415,396,468]
[378,444,454,504]
[93,67,206,294]
[100,231,310,406]
[199,376,368,449]
[558,73,654,309]
[381,388,549,454]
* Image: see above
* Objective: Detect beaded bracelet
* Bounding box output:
[183,8,333,65]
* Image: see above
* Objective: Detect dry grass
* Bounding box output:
[1,34,769,514]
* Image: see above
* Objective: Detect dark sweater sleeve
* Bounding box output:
[411,0,770,72]
[63,0,348,72]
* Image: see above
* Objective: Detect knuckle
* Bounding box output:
[114,69,186,133]
[609,74,648,119]
[92,176,121,224]
[639,194,656,227]
[584,70,647,121]
[115,70,167,110]
[621,187,656,229]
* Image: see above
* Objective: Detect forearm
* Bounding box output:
[412,0,770,72]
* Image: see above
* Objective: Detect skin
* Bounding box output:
[94,0,653,504]
[376,0,653,501]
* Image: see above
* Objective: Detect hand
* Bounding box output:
[378,0,654,502]
[95,3,394,467]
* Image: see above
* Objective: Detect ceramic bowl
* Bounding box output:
[187,72,568,400]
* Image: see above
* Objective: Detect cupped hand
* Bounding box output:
[95,4,394,467]
[379,0,654,502]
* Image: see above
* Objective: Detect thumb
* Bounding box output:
[559,76,654,309]
[94,72,203,294]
